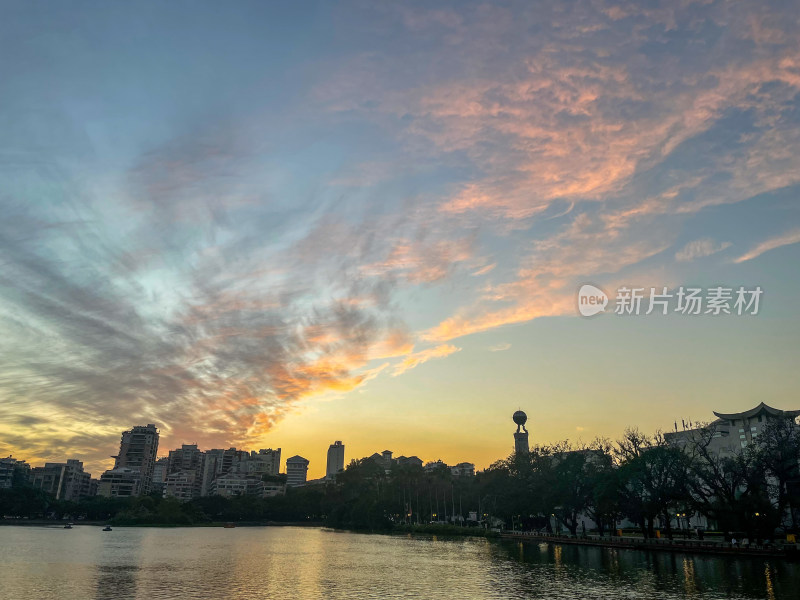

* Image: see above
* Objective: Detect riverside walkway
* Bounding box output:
[500,531,799,560]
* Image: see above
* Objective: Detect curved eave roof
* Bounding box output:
[286,455,309,463]
[713,402,800,420]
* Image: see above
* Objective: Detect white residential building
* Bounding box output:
[286,455,309,487]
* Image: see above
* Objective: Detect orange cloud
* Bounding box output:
[392,344,462,376]
[360,237,473,283]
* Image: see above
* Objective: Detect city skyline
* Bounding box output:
[2,1,800,481]
[9,400,799,483]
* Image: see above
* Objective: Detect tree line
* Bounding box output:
[328,418,800,539]
[2,419,798,540]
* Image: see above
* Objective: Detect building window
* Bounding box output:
[751,426,757,431]
[739,434,746,439]
[741,441,747,448]
[738,428,745,433]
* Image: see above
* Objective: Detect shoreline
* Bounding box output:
[500,532,800,561]
[5,520,797,562]
[0,519,325,528]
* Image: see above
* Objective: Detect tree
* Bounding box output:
[684,423,775,539]
[583,439,620,536]
[551,443,596,535]
[757,417,800,531]
[615,429,689,539]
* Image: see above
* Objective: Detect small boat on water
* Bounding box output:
[64,523,73,529]
[102,525,112,531]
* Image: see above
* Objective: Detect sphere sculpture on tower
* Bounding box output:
[513,410,529,455]
[513,410,528,432]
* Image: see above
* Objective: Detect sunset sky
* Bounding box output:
[2,1,800,479]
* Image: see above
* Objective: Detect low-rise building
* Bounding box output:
[450,462,475,477]
[665,402,800,455]
[262,481,287,497]
[97,467,143,498]
[29,459,92,501]
[395,455,423,469]
[211,473,264,498]
[424,460,448,473]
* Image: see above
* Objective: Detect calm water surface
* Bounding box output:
[0,526,797,599]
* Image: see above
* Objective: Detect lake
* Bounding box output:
[0,525,797,599]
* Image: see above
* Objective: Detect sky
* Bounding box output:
[1,0,799,479]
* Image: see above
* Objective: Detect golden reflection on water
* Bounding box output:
[765,563,776,600]
[552,543,564,581]
[553,544,562,566]
[682,557,697,597]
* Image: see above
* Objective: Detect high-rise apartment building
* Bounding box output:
[151,457,169,495]
[161,444,205,500]
[245,448,282,477]
[326,441,345,480]
[167,444,204,474]
[200,448,250,496]
[98,423,160,497]
[0,457,30,489]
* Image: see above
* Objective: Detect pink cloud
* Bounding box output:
[734,230,800,263]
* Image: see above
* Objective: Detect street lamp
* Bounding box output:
[675,512,689,537]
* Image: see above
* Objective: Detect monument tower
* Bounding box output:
[513,410,529,455]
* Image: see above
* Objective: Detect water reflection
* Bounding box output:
[0,526,798,599]
[764,564,776,600]
[683,557,698,597]
[95,565,139,600]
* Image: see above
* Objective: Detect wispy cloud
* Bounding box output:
[488,343,511,352]
[317,1,800,349]
[423,211,673,341]
[0,121,468,473]
[360,237,474,284]
[675,239,732,262]
[471,263,496,277]
[734,230,800,263]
